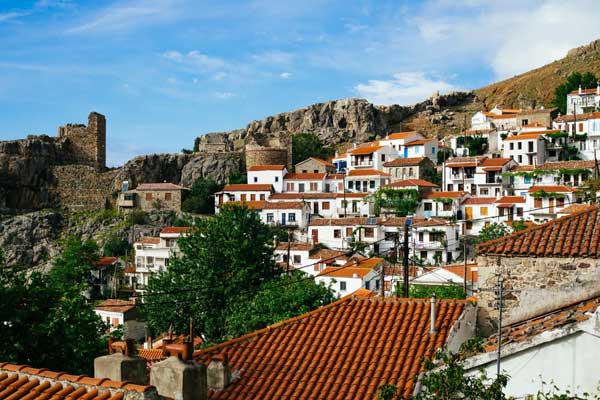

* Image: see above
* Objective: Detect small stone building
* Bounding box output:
[118,182,187,213]
[295,157,336,174]
[383,156,436,182]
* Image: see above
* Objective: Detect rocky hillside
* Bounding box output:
[475,39,600,110]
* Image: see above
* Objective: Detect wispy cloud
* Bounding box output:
[0,11,31,22]
[354,72,459,105]
[279,72,292,79]
[66,0,183,34]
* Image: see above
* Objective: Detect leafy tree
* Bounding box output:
[0,242,106,376]
[182,177,222,214]
[559,144,581,161]
[373,188,420,216]
[144,204,284,342]
[437,147,454,164]
[103,233,130,257]
[126,210,148,225]
[292,133,335,169]
[553,72,598,114]
[393,284,466,300]
[464,135,489,156]
[225,272,335,338]
[511,219,528,232]
[228,171,247,184]
[477,223,511,244]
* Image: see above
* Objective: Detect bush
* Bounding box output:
[126,210,147,225]
[103,234,131,257]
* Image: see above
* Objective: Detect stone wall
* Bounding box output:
[477,254,600,334]
[136,189,183,213]
[57,112,106,169]
[50,165,119,211]
[245,145,289,171]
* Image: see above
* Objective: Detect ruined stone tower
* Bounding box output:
[57,112,106,170]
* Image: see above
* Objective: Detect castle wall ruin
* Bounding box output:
[57,112,106,170]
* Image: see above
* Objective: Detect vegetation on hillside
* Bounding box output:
[292,133,335,169]
[553,72,598,114]
[182,176,223,214]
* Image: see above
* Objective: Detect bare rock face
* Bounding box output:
[180,152,242,187]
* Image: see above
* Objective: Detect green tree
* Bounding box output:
[103,233,130,257]
[143,204,284,341]
[553,72,598,114]
[225,272,335,338]
[182,177,222,214]
[464,135,489,156]
[228,171,247,184]
[49,236,99,287]
[292,133,335,169]
[393,284,466,300]
[373,188,420,217]
[477,223,511,244]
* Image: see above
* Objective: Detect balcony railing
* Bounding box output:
[351,161,374,167]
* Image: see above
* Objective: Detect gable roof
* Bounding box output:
[284,172,327,180]
[222,184,273,192]
[248,165,286,171]
[384,179,438,188]
[495,196,526,204]
[404,138,434,146]
[477,206,600,258]
[463,197,496,205]
[383,157,429,167]
[383,131,417,140]
[527,185,577,193]
[160,226,193,234]
[348,143,383,155]
[503,131,555,141]
[94,299,136,313]
[195,294,467,399]
[136,182,185,191]
[296,157,335,168]
[0,363,155,400]
[347,169,391,177]
[423,191,466,200]
[480,157,512,167]
[275,242,313,251]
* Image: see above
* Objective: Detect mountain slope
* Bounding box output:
[475,39,600,110]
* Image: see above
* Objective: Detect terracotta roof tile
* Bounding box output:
[404,138,434,146]
[423,191,466,199]
[477,205,600,258]
[263,201,306,210]
[527,185,577,193]
[275,242,313,251]
[298,157,335,168]
[0,364,155,400]
[382,157,428,167]
[223,201,267,210]
[136,183,185,191]
[347,169,391,177]
[160,226,193,234]
[479,158,512,167]
[94,299,136,314]
[536,160,597,170]
[248,165,286,171]
[503,131,557,141]
[384,179,438,188]
[195,295,467,399]
[222,184,273,192]
[92,257,118,268]
[270,192,367,200]
[463,197,496,205]
[383,131,417,140]
[140,237,160,245]
[495,196,526,204]
[284,173,327,180]
[559,204,597,214]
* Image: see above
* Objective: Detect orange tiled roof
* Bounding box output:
[92,257,118,267]
[423,191,466,199]
[568,88,599,95]
[559,204,597,214]
[0,363,155,400]
[284,173,327,180]
[275,242,313,251]
[300,157,335,168]
[383,131,417,140]
[347,169,391,177]
[522,122,547,128]
[94,299,136,313]
[309,217,369,226]
[536,160,597,170]
[404,138,434,146]
[308,248,348,261]
[445,156,487,168]
[480,158,512,167]
[137,348,166,362]
[382,157,428,167]
[136,182,185,191]
[485,113,517,119]
[318,266,373,278]
[555,111,600,123]
[348,145,383,155]
[483,294,600,352]
[195,295,467,399]
[248,165,286,171]
[270,192,367,200]
[223,201,266,210]
[384,179,438,188]
[440,263,478,281]
[478,206,600,257]
[528,185,577,193]
[503,131,556,141]
[263,201,306,210]
[160,226,193,234]
[463,197,496,205]
[495,196,526,204]
[223,184,273,191]
[326,173,345,180]
[141,237,160,245]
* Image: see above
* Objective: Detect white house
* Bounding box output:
[94,299,145,341]
[315,257,386,297]
[502,131,548,166]
[507,160,596,197]
[464,295,600,398]
[566,84,600,114]
[346,142,398,171]
[526,185,578,223]
[443,156,486,193]
[378,131,422,153]
[494,196,526,224]
[274,242,314,273]
[418,191,468,219]
[554,111,600,160]
[472,157,516,197]
[283,172,326,193]
[247,164,287,193]
[461,197,497,235]
[308,217,383,251]
[412,219,461,265]
[269,192,371,218]
[346,169,391,193]
[332,152,348,173]
[244,200,312,229]
[471,108,519,131]
[449,129,500,155]
[214,183,273,212]
[125,226,192,294]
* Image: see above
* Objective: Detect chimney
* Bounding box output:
[207,354,231,391]
[430,294,437,335]
[94,339,147,384]
[150,339,207,400]
[579,85,582,94]
[597,80,600,95]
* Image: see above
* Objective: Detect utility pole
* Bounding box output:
[496,275,504,378]
[463,222,468,294]
[380,263,385,298]
[286,229,292,277]
[343,168,347,218]
[403,218,412,298]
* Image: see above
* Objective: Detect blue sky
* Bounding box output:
[2,0,600,166]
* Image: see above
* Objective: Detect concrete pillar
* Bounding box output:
[150,356,207,400]
[94,353,147,384]
[207,355,231,391]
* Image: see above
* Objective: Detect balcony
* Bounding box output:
[117,199,134,207]
[415,241,446,250]
[336,207,360,216]
[451,173,474,180]
[484,177,503,184]
[351,160,374,167]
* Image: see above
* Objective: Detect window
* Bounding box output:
[364,227,374,238]
[534,198,542,208]
[521,119,529,125]
[340,281,347,291]
[481,207,488,216]
[447,184,453,191]
[253,177,258,183]
[509,143,514,150]
[275,177,279,182]
[466,221,473,229]
[517,142,522,150]
[267,213,274,223]
[287,183,294,191]
[524,176,531,184]
[334,229,342,238]
[322,201,330,210]
[250,194,256,201]
[579,123,584,132]
[299,183,305,192]
[146,256,154,265]
[288,213,296,222]
[365,281,370,290]
[424,202,432,211]
[241,194,247,201]
[517,207,523,217]
[429,232,444,242]
[409,167,414,177]
[145,192,153,201]
[556,197,564,207]
[293,255,301,264]
[381,154,386,162]
[346,227,353,237]
[348,181,354,189]
[310,182,318,191]
[112,318,119,327]
[418,232,424,241]
[369,180,375,189]
[165,192,172,201]
[480,188,489,195]
[420,251,427,259]
[518,155,522,163]
[355,181,361,191]
[442,202,452,211]
[528,141,534,152]
[260,194,266,200]
[314,169,318,173]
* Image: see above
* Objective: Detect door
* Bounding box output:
[313,202,319,214]
[465,207,473,221]
[403,147,408,158]
[311,229,319,244]
[281,213,286,225]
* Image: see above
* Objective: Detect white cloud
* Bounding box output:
[280,72,292,79]
[162,50,228,73]
[212,72,227,81]
[354,72,459,105]
[252,51,294,65]
[213,91,234,99]
[0,11,30,22]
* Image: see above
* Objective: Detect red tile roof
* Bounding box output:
[463,197,496,205]
[284,173,327,180]
[480,158,512,167]
[263,201,306,210]
[347,169,391,177]
[559,204,597,214]
[495,196,526,204]
[223,184,273,191]
[348,143,383,155]
[383,157,429,167]
[224,201,267,210]
[136,182,185,191]
[440,263,478,281]
[137,348,166,362]
[160,226,193,234]
[308,248,348,261]
[94,299,136,313]
[404,138,434,146]
[270,192,367,200]
[299,157,335,168]
[556,111,600,123]
[195,295,467,399]
[477,206,600,257]
[318,266,373,278]
[384,179,438,188]
[503,131,555,141]
[275,242,313,251]
[248,165,286,171]
[383,131,417,140]
[92,257,118,268]
[0,363,155,400]
[536,160,597,170]
[423,191,466,199]
[140,237,161,245]
[528,185,577,193]
[568,88,599,95]
[483,294,600,352]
